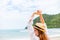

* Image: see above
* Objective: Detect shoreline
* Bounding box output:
[0,35,60,40]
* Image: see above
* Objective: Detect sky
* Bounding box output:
[0,0,60,29]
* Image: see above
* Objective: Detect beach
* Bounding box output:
[0,36,60,40]
[0,34,60,40]
[0,28,60,40]
[50,36,60,40]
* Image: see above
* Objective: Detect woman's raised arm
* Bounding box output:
[36,10,45,24]
[29,12,36,23]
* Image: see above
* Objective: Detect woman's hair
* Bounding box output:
[35,28,48,40]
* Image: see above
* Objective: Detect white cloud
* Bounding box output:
[0,9,31,29]
[0,0,60,29]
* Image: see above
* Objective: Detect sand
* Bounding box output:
[49,35,60,40]
[49,36,60,40]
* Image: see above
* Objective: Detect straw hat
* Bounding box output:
[34,23,45,32]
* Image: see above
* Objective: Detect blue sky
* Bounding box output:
[0,0,60,29]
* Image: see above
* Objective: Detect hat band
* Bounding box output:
[34,25,44,30]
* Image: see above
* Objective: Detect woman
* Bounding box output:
[27,10,48,40]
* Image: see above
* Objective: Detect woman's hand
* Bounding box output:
[28,10,43,23]
[35,10,42,15]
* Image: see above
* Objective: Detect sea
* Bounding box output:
[0,28,60,40]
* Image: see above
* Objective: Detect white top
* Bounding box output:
[27,21,47,40]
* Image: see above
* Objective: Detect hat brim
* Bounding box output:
[34,25,45,32]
